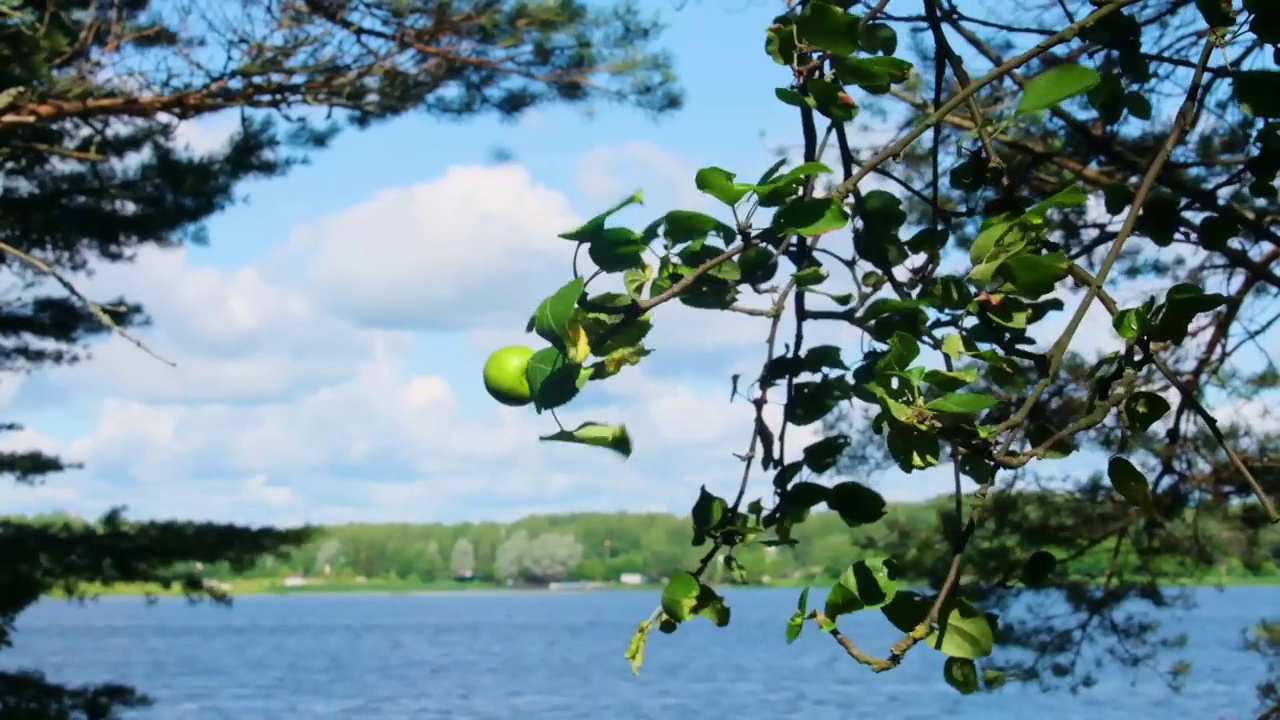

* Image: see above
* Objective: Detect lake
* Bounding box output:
[1,586,1273,719]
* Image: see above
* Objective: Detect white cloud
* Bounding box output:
[169,112,244,155]
[0,147,939,525]
[14,357,822,523]
[576,141,708,212]
[276,163,580,332]
[25,247,401,406]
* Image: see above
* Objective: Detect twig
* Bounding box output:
[1068,264,1279,523]
[995,37,1216,449]
[829,0,1143,203]
[0,242,175,367]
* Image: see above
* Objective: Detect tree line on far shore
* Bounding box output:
[14,490,1280,588]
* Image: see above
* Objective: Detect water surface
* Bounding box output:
[2,587,1271,719]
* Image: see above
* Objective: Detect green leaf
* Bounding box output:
[765,18,799,66]
[722,554,748,584]
[797,585,811,613]
[801,345,848,373]
[944,657,981,695]
[1025,186,1089,222]
[1195,0,1234,26]
[1234,71,1280,118]
[587,227,647,272]
[942,334,967,359]
[1001,252,1070,299]
[739,246,780,285]
[695,167,753,206]
[1138,191,1181,246]
[806,288,854,306]
[823,581,861,620]
[802,435,851,473]
[886,424,941,471]
[661,572,701,622]
[926,392,998,415]
[785,482,831,511]
[1107,456,1151,508]
[794,2,862,55]
[1247,0,1280,42]
[774,197,850,237]
[1020,550,1057,588]
[1025,422,1076,460]
[1102,183,1134,215]
[805,76,858,122]
[1087,70,1125,126]
[830,55,913,90]
[694,586,731,627]
[756,158,788,186]
[775,86,814,108]
[1112,303,1150,341]
[529,278,585,348]
[785,610,805,644]
[1016,63,1101,115]
[879,331,920,372]
[678,244,741,282]
[836,556,899,612]
[678,276,740,310]
[786,377,855,426]
[1149,284,1229,344]
[588,343,650,381]
[690,485,727,544]
[1198,215,1239,251]
[924,368,978,393]
[773,460,805,491]
[539,422,631,458]
[1123,391,1171,433]
[1124,91,1153,121]
[968,216,1023,265]
[623,265,651,299]
[825,481,887,526]
[765,161,834,189]
[860,22,897,55]
[524,348,581,412]
[558,192,644,243]
[624,620,651,675]
[793,265,829,287]
[881,592,995,659]
[662,210,735,245]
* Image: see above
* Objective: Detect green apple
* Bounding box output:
[483,345,535,406]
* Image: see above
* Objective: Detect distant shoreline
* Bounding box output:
[46,574,1280,601]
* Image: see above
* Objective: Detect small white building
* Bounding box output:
[618,573,647,586]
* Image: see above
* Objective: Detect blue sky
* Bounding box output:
[0,0,1271,526]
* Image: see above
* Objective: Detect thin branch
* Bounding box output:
[0,242,175,367]
[995,37,1216,448]
[829,0,1144,203]
[1068,264,1280,523]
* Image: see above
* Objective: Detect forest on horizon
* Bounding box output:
[14,491,1280,588]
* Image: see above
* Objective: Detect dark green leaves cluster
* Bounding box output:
[660,572,730,629]
[1113,284,1230,347]
[511,0,1270,699]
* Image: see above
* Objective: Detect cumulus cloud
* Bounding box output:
[16,247,402,407]
[9,355,829,524]
[1,145,941,525]
[576,141,708,212]
[275,164,580,332]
